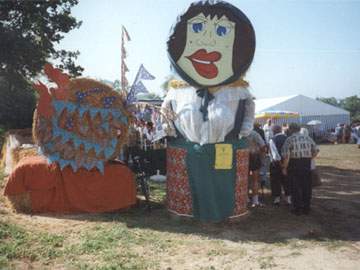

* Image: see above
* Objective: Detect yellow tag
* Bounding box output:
[214,144,233,170]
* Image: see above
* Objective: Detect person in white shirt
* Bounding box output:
[263,118,273,144]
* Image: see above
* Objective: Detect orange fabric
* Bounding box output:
[4,156,137,213]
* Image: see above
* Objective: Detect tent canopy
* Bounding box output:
[255,94,349,116]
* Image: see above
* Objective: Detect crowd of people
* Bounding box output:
[121,116,360,216]
[335,122,360,147]
[246,119,319,216]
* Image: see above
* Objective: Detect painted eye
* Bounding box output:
[192,22,204,33]
[216,25,229,36]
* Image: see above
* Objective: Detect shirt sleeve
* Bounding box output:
[239,97,255,137]
[160,91,177,137]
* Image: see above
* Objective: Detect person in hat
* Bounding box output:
[281,123,319,215]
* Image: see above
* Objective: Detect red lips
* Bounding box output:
[186,49,222,79]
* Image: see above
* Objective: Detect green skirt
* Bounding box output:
[169,138,248,222]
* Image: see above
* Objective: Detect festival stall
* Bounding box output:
[255,110,300,126]
[162,0,256,221]
[4,64,136,213]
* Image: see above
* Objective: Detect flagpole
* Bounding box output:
[121,26,130,92]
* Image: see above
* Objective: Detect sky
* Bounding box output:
[57,0,360,99]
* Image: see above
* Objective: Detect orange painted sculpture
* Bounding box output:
[4,64,136,214]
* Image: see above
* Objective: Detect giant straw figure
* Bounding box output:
[162,0,256,221]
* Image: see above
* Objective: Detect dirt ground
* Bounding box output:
[1,144,360,269]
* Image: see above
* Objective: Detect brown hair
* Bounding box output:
[168,1,255,86]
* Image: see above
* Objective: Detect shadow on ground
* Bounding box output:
[34,165,360,244]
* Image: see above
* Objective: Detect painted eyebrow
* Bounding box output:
[216,19,235,27]
[187,13,207,23]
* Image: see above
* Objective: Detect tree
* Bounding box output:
[0,0,83,80]
[339,95,360,122]
[316,97,339,107]
[317,95,360,123]
[0,0,83,130]
[0,75,36,130]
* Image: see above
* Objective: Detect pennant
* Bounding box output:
[45,142,55,151]
[59,159,70,170]
[99,109,109,119]
[60,131,71,144]
[126,81,148,105]
[84,141,93,152]
[70,160,78,172]
[96,161,104,175]
[53,101,66,115]
[89,108,98,119]
[121,115,128,125]
[137,64,155,81]
[84,162,94,171]
[122,62,129,72]
[73,137,82,148]
[122,26,131,41]
[111,110,121,119]
[78,107,87,117]
[133,81,149,95]
[66,103,76,113]
[111,138,117,148]
[101,122,109,131]
[104,147,114,159]
[94,144,102,155]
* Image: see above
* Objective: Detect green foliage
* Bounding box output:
[0,221,65,268]
[339,95,360,122]
[317,95,360,122]
[316,97,339,107]
[0,126,6,150]
[0,0,83,78]
[0,76,36,129]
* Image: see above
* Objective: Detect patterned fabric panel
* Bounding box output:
[233,149,249,216]
[166,147,192,215]
[166,146,250,217]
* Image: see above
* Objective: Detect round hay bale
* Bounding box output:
[6,193,32,214]
[33,66,131,173]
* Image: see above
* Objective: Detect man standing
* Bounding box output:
[263,118,274,144]
[281,123,319,215]
[269,125,290,205]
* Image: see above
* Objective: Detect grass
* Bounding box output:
[0,220,160,269]
[0,221,65,268]
[0,144,359,269]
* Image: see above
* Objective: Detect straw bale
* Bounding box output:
[33,77,131,171]
[6,193,32,213]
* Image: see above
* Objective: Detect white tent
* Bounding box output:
[254,94,350,131]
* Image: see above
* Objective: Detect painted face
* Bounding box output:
[176,13,236,86]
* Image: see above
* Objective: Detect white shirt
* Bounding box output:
[162,86,255,145]
[263,123,273,143]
